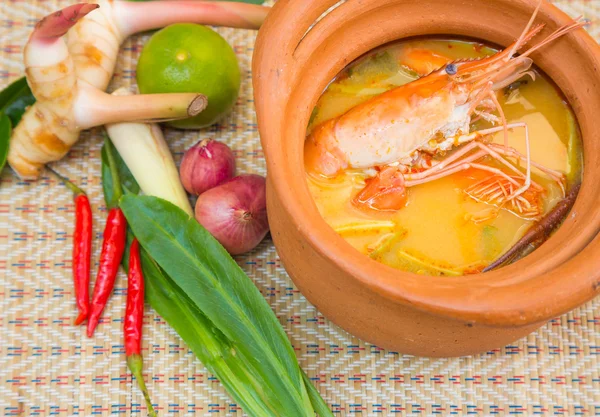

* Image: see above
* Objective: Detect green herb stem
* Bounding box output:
[101,142,140,207]
[126,354,157,417]
[104,135,123,207]
[46,166,87,196]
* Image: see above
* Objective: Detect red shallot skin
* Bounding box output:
[195,174,269,255]
[180,139,236,195]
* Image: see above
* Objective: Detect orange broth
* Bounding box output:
[305,38,583,276]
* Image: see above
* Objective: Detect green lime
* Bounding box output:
[136,23,241,129]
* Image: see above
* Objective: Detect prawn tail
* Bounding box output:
[304,119,347,178]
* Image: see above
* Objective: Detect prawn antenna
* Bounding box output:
[505,0,544,60]
[521,16,589,58]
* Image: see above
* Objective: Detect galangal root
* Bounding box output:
[8,1,270,179]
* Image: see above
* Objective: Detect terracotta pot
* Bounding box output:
[253,0,600,357]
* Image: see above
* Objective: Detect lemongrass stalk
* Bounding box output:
[76,84,207,129]
[115,1,270,36]
[334,221,396,235]
[398,250,462,276]
[368,228,408,259]
[105,88,193,216]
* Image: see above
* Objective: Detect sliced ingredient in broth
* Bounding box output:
[305,38,583,276]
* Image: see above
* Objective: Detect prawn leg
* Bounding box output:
[487,143,566,195]
[354,123,535,213]
[408,122,556,218]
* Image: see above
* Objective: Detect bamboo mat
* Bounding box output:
[1,0,600,415]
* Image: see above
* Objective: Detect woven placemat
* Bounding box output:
[1,0,600,415]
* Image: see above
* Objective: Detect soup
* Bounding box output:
[304,38,583,276]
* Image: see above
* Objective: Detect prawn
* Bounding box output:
[8,1,270,179]
[304,0,585,219]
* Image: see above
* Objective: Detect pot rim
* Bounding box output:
[253,0,600,327]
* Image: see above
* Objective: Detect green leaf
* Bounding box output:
[0,77,35,126]
[103,135,123,207]
[101,140,140,206]
[120,194,317,416]
[0,113,11,173]
[0,77,36,174]
[4,92,35,126]
[302,371,333,417]
[120,232,279,416]
[0,77,28,108]
[106,157,279,416]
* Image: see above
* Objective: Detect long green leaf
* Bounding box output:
[303,371,333,417]
[121,232,279,416]
[120,194,315,416]
[0,113,10,172]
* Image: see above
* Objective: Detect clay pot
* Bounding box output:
[253,0,600,357]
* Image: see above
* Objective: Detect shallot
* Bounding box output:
[195,174,269,255]
[180,139,235,195]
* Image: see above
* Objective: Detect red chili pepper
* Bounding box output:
[125,239,156,417]
[86,207,127,337]
[73,193,93,325]
[48,167,92,325]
